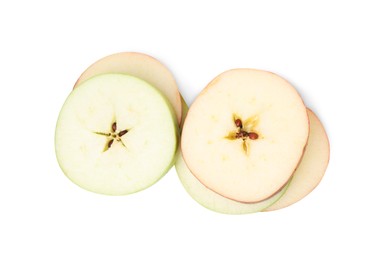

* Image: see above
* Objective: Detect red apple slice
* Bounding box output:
[181,69,309,203]
[74,52,182,125]
[265,109,330,211]
[176,95,289,214]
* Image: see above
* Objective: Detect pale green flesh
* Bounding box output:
[175,149,290,214]
[55,74,178,195]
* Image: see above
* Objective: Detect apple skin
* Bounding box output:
[179,94,188,131]
[175,148,290,214]
[56,74,179,195]
[175,92,289,214]
[181,69,309,203]
[73,52,182,125]
[176,104,328,213]
[264,109,330,211]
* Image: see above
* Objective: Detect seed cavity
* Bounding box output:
[226,115,260,155]
[94,121,131,152]
[94,132,111,137]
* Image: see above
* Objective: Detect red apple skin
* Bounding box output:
[181,69,309,203]
[264,109,330,211]
[73,52,182,125]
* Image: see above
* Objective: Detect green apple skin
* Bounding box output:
[175,149,290,214]
[56,74,178,195]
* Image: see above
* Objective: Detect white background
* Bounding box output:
[1,1,386,259]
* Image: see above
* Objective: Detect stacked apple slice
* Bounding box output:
[177,69,330,213]
[55,53,329,212]
[55,52,182,195]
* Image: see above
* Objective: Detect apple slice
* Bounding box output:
[264,109,330,211]
[181,69,309,203]
[74,52,182,125]
[55,74,178,195]
[179,95,188,131]
[175,149,290,214]
[176,99,288,214]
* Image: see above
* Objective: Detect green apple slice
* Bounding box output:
[175,149,290,214]
[74,52,182,125]
[264,109,330,211]
[181,69,309,203]
[55,74,178,195]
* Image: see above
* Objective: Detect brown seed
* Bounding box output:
[235,119,242,128]
[118,129,128,137]
[108,139,114,148]
[248,132,259,140]
[112,122,117,132]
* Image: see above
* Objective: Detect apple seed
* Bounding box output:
[118,130,129,137]
[235,119,242,128]
[248,132,258,140]
[94,121,131,152]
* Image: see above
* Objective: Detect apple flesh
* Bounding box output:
[264,109,330,211]
[175,149,290,214]
[74,52,182,125]
[55,74,178,195]
[179,95,188,132]
[181,69,309,203]
[176,97,289,214]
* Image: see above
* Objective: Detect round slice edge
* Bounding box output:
[264,109,330,211]
[181,69,309,203]
[74,52,182,125]
[56,74,178,195]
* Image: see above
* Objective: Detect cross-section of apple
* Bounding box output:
[55,74,178,195]
[264,109,329,211]
[175,149,290,214]
[74,52,182,125]
[181,69,309,203]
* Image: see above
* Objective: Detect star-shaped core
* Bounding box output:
[94,122,130,152]
[225,115,260,155]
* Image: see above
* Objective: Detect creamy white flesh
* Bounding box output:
[56,74,178,195]
[265,109,329,211]
[176,99,288,214]
[181,69,309,203]
[175,149,289,214]
[75,52,182,125]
